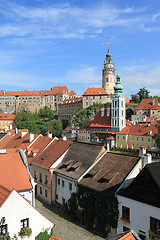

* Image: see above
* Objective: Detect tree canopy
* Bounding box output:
[14,107,62,137]
[130,87,150,103]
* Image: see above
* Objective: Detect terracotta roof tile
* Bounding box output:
[59,97,82,105]
[0,149,32,191]
[118,122,158,136]
[90,108,111,128]
[49,237,63,240]
[31,139,73,169]
[0,134,15,149]
[27,136,53,164]
[82,88,108,96]
[0,113,15,120]
[136,98,160,110]
[51,86,69,95]
[5,132,39,150]
[0,185,10,207]
[118,231,137,240]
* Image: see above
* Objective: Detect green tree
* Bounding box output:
[46,119,63,137]
[39,106,56,119]
[35,228,53,240]
[130,94,140,103]
[137,87,150,101]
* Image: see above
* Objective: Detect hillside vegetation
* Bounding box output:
[69,102,111,127]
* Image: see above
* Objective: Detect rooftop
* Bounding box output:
[82,88,108,96]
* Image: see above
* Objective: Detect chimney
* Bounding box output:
[47,131,52,138]
[15,128,18,134]
[144,153,152,165]
[152,99,155,106]
[101,107,104,117]
[10,124,13,129]
[139,146,146,158]
[62,136,67,141]
[29,133,34,143]
[0,149,6,154]
[21,131,27,138]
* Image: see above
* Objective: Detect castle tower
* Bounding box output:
[102,46,115,94]
[111,74,126,131]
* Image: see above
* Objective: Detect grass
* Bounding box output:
[109,150,138,157]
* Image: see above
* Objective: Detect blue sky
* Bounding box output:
[0,0,160,98]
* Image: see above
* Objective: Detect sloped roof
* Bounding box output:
[146,162,160,188]
[82,88,108,96]
[0,134,15,149]
[31,139,73,169]
[107,230,139,240]
[136,98,160,110]
[59,97,82,105]
[49,237,63,240]
[27,136,53,164]
[0,113,15,120]
[0,185,10,207]
[80,119,92,130]
[5,132,39,150]
[117,122,158,136]
[90,108,111,128]
[51,86,69,95]
[55,142,104,180]
[78,152,139,195]
[0,149,32,191]
[0,89,52,96]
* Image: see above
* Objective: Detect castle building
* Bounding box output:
[102,48,115,94]
[0,86,79,114]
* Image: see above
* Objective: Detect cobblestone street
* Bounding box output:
[35,199,105,240]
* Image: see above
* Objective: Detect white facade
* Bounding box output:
[111,95,126,131]
[56,174,77,205]
[117,195,160,240]
[0,190,53,240]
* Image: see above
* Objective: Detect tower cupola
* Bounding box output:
[113,74,124,97]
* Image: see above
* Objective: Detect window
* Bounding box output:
[0,224,7,236]
[34,171,37,180]
[148,138,150,142]
[58,178,60,185]
[142,137,144,141]
[69,183,72,191]
[150,217,160,236]
[45,189,48,198]
[56,194,58,199]
[39,173,42,182]
[122,206,130,222]
[40,187,42,195]
[20,218,29,228]
[137,137,139,141]
[45,175,48,184]
[62,180,64,187]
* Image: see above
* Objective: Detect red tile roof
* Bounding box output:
[90,108,111,128]
[51,86,69,95]
[126,102,138,106]
[118,122,158,136]
[0,113,15,120]
[0,134,15,149]
[0,185,10,207]
[136,98,160,110]
[0,149,32,191]
[59,97,82,105]
[26,136,53,164]
[0,90,52,96]
[80,120,92,130]
[125,97,130,104]
[5,132,39,150]
[0,86,77,97]
[31,139,73,169]
[49,237,63,240]
[119,231,137,240]
[106,136,115,140]
[82,88,108,96]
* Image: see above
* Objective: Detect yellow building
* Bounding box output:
[0,113,15,131]
[116,122,158,150]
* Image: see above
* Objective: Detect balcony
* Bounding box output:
[120,217,130,225]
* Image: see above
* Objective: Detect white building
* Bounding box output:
[0,187,53,240]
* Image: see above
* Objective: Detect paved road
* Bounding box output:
[35,199,105,240]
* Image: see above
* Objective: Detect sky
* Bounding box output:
[0,0,160,98]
